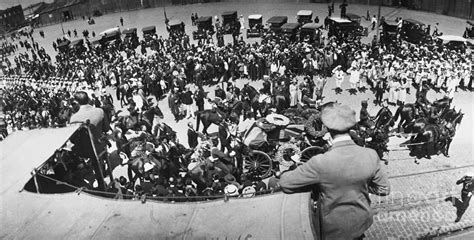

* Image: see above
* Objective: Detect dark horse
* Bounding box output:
[195,109,225,135]
[410,109,463,159]
[241,84,261,119]
[394,97,451,133]
[114,105,164,133]
[141,105,164,133]
[373,107,395,132]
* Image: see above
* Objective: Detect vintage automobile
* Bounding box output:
[142,26,156,39]
[193,16,215,40]
[57,39,71,52]
[70,38,85,51]
[222,11,239,35]
[122,28,139,48]
[345,13,362,24]
[267,16,288,33]
[464,20,474,39]
[100,27,121,43]
[168,20,185,34]
[437,35,468,53]
[381,20,399,44]
[246,14,264,38]
[0,124,318,240]
[300,23,323,44]
[328,17,366,39]
[281,23,301,42]
[296,10,313,25]
[400,19,429,44]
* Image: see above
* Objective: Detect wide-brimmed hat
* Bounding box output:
[321,104,356,132]
[224,184,239,196]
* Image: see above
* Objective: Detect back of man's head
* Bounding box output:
[74,91,89,105]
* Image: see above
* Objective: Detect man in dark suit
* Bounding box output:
[374,79,386,105]
[218,121,231,153]
[70,91,109,137]
[280,103,390,240]
[187,122,199,149]
[69,91,110,190]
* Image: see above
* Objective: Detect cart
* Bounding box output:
[239,113,326,179]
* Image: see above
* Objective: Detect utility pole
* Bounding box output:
[375,0,382,42]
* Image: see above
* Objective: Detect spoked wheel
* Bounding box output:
[300,146,325,163]
[243,150,273,179]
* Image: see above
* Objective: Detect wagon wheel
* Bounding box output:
[300,146,325,163]
[243,150,273,179]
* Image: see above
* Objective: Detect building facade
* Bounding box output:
[0,5,26,31]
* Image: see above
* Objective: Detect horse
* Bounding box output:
[241,84,261,119]
[195,109,225,135]
[114,110,140,132]
[123,138,169,185]
[374,107,395,132]
[140,105,164,133]
[410,123,442,159]
[393,103,418,132]
[438,109,464,157]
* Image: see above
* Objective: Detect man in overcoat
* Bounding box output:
[280,103,390,240]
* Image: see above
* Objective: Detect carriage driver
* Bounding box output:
[279,103,390,240]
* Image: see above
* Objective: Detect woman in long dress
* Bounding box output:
[398,78,408,105]
[289,80,298,107]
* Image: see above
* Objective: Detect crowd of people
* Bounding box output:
[0,6,472,202]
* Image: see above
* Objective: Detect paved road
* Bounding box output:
[3,2,474,239]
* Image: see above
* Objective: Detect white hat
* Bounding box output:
[224,184,239,196]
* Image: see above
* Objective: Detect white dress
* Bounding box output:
[289,83,298,107]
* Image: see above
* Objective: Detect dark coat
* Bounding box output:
[187,128,199,149]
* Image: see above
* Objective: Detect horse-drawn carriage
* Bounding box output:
[232,113,328,179]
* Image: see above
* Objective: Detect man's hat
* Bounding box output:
[321,104,356,132]
[224,184,239,196]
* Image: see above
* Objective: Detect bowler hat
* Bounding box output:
[321,104,356,132]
